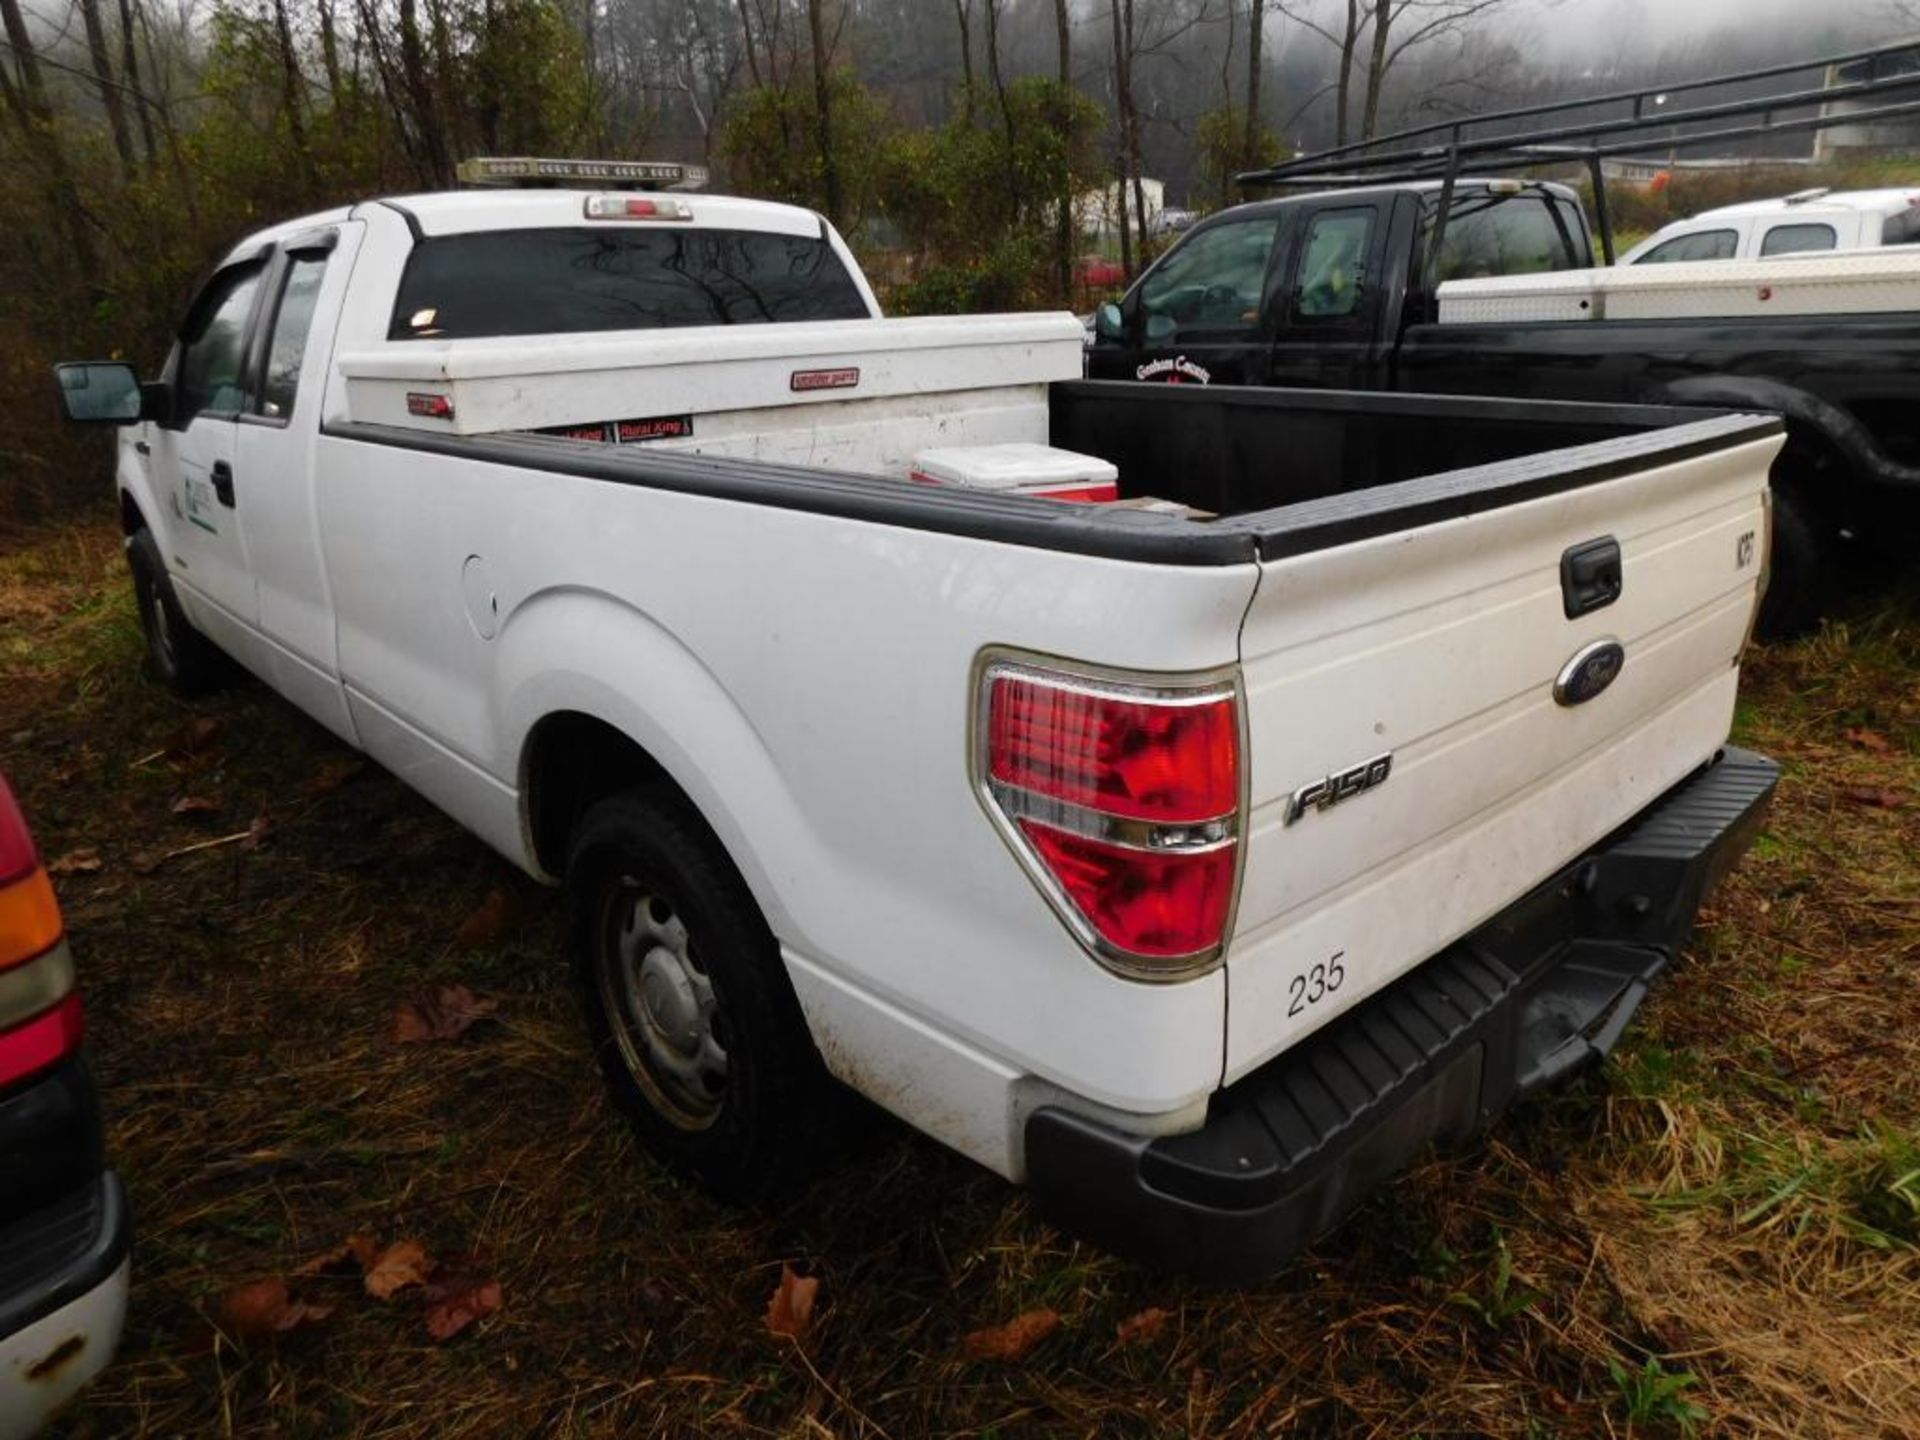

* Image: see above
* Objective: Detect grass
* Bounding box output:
[3,513,1918,1438]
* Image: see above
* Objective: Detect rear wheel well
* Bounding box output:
[1774,421,1849,514]
[522,712,678,877]
[119,490,146,536]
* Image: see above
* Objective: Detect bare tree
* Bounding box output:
[806,0,841,222]
[271,0,309,155]
[1055,0,1071,296]
[116,0,157,162]
[1359,0,1511,139]
[736,0,765,85]
[0,0,100,275]
[76,0,136,172]
[1107,0,1132,272]
[1244,0,1265,166]
[951,0,974,120]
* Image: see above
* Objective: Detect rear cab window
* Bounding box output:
[390,227,871,340]
[1760,222,1838,257]
[1424,192,1588,285]
[1635,229,1739,264]
[1881,203,1920,246]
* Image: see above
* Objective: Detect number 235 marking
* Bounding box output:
[1287,951,1347,1017]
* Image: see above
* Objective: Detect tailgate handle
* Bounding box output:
[1560,536,1622,619]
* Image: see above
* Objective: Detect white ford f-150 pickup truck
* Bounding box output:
[56,159,1781,1278]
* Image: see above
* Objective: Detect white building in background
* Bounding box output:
[1073,178,1165,240]
[1815,41,1920,161]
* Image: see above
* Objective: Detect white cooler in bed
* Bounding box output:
[909,442,1120,503]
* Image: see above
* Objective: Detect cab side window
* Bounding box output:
[1760,222,1837,257]
[177,266,263,424]
[259,253,329,420]
[1138,217,1281,341]
[1635,230,1738,264]
[1294,209,1374,319]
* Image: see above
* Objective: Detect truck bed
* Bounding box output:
[1437,247,1920,325]
[330,384,1780,564]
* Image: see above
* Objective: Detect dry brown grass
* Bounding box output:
[2,516,1916,1439]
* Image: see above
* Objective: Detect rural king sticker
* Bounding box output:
[790,366,860,392]
[533,414,693,444]
[615,415,693,442]
[1135,355,1212,385]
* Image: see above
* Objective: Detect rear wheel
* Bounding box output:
[1755,476,1830,641]
[566,784,840,1202]
[127,526,227,695]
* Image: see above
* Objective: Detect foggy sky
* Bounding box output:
[1487,0,1901,61]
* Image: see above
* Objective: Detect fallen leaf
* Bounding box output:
[46,849,103,876]
[240,812,275,850]
[1844,727,1893,753]
[454,888,522,948]
[296,1233,381,1277]
[1842,785,1907,809]
[165,715,224,757]
[392,984,498,1044]
[170,794,221,816]
[303,757,366,795]
[424,1277,503,1342]
[220,1277,332,1342]
[764,1264,819,1342]
[129,850,165,875]
[1115,1306,1172,1345]
[962,1307,1061,1361]
[364,1239,434,1300]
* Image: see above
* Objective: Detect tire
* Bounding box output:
[566,784,840,1203]
[1755,478,1829,641]
[127,526,228,696]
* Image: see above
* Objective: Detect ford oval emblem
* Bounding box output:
[1554,638,1626,707]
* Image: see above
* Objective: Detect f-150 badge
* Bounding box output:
[1285,752,1392,825]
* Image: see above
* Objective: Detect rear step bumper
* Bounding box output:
[1026,745,1779,1281]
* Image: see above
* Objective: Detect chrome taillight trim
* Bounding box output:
[969,649,1248,984]
[985,782,1237,852]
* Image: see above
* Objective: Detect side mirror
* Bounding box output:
[1094,302,1125,342]
[53,362,143,425]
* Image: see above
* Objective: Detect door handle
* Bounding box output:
[211,460,236,508]
[133,440,150,456]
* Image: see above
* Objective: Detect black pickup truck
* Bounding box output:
[1087,177,1920,634]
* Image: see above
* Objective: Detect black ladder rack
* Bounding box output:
[1238,38,1920,267]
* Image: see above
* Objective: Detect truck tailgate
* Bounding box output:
[1224,424,1781,1081]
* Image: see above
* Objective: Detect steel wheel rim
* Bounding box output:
[596,877,728,1130]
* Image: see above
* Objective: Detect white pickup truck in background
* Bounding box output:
[56,159,1782,1278]
[1619,185,1920,265]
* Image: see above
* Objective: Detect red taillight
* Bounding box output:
[979,660,1242,978]
[989,676,1237,822]
[1019,821,1237,959]
[0,989,83,1089]
[0,772,84,1086]
[0,774,36,887]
